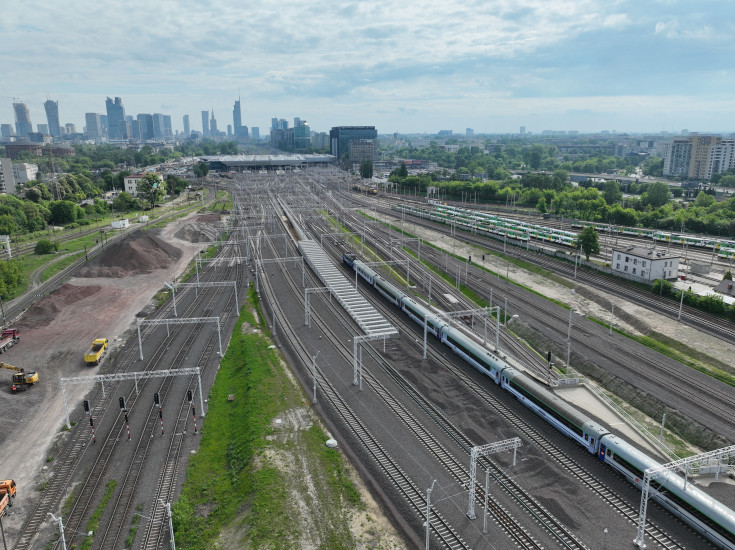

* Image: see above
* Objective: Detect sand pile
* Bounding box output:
[18,284,102,327]
[78,231,182,278]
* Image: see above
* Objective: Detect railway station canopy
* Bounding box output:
[202,154,335,172]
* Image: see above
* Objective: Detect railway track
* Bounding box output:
[307,203,689,549]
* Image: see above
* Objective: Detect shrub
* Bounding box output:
[35,239,59,255]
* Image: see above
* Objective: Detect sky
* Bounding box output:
[2,0,734,136]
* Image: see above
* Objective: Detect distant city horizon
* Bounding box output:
[2,96,733,139]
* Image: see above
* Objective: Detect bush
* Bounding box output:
[35,239,59,255]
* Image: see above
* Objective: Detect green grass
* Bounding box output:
[62,484,81,517]
[172,288,361,549]
[125,507,142,548]
[40,252,85,282]
[80,480,117,550]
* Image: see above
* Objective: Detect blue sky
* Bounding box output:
[2,0,733,135]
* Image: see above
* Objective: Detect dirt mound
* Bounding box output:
[196,214,221,223]
[19,284,102,327]
[78,231,182,278]
[174,222,219,243]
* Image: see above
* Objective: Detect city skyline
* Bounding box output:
[2,0,733,135]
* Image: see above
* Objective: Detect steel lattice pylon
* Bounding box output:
[467,438,522,519]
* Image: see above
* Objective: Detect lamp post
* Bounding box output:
[47,513,67,550]
[159,499,176,550]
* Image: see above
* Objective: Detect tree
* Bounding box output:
[725,270,733,281]
[192,162,209,178]
[49,200,82,225]
[397,162,408,178]
[359,160,374,179]
[644,181,671,208]
[137,173,166,209]
[577,226,600,260]
[694,191,716,208]
[603,180,622,205]
[536,197,547,214]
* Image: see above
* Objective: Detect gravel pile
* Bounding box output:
[78,231,181,278]
[18,284,102,327]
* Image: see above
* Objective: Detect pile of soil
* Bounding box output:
[196,214,221,223]
[174,222,220,243]
[78,231,182,278]
[18,284,102,327]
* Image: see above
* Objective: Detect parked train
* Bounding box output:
[343,252,735,549]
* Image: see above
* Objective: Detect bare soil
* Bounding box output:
[0,210,220,532]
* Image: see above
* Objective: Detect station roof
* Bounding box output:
[201,154,335,168]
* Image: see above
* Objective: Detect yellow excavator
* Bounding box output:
[1,362,38,392]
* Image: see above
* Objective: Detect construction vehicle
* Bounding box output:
[84,338,108,365]
[0,328,20,353]
[0,480,16,517]
[1,363,38,392]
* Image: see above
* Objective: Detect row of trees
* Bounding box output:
[653,279,735,319]
[387,171,735,238]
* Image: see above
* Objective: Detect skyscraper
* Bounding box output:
[233,98,243,136]
[329,126,377,164]
[137,114,154,140]
[13,102,33,137]
[152,113,165,139]
[201,111,209,137]
[251,127,260,140]
[210,110,218,135]
[183,115,190,136]
[0,124,14,138]
[44,99,61,137]
[163,115,172,138]
[105,97,126,139]
[85,113,102,139]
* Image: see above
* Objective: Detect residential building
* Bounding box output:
[129,119,141,140]
[329,126,377,165]
[466,128,474,136]
[688,135,720,180]
[44,99,61,136]
[85,113,103,139]
[13,102,33,137]
[0,158,17,194]
[12,162,38,184]
[201,110,209,137]
[123,172,162,196]
[707,139,735,180]
[662,139,692,177]
[312,132,328,150]
[271,117,278,130]
[137,114,154,140]
[183,115,190,136]
[612,246,679,282]
[105,97,126,139]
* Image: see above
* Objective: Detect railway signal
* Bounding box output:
[188,390,198,434]
[154,393,163,436]
[119,397,130,440]
[83,400,95,444]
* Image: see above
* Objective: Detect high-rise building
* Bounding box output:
[13,102,33,137]
[44,99,61,137]
[201,111,209,137]
[329,126,377,164]
[662,139,692,177]
[294,120,310,151]
[105,97,126,139]
[210,111,218,135]
[348,139,375,170]
[85,113,102,139]
[688,135,720,180]
[251,127,260,140]
[163,115,172,138]
[233,98,243,136]
[466,128,474,136]
[65,123,77,134]
[279,118,288,130]
[0,158,18,194]
[271,117,278,130]
[37,124,49,135]
[227,124,232,136]
[520,126,526,135]
[130,119,141,140]
[183,115,190,136]
[137,114,154,140]
[1,124,14,138]
[707,139,735,180]
[152,113,165,139]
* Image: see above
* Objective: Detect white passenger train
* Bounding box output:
[343,252,735,549]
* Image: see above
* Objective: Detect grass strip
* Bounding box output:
[172,286,361,549]
[80,480,117,550]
